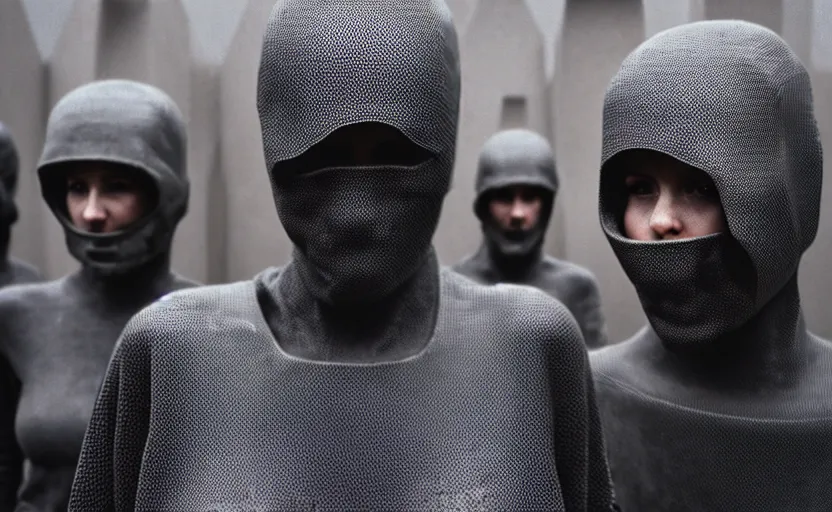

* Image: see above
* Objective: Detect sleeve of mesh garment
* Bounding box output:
[0,353,22,509]
[548,326,616,512]
[68,321,152,512]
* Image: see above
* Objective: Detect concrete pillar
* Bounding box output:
[0,1,47,273]
[219,0,291,282]
[553,0,646,342]
[436,0,550,265]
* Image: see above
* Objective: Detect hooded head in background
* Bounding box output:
[38,79,189,279]
[453,128,608,348]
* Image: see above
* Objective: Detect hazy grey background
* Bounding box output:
[1,0,830,343]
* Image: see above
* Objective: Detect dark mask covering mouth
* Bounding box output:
[605,228,757,349]
[598,157,759,348]
[273,155,449,306]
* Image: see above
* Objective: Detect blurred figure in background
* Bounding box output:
[0,79,197,511]
[0,123,41,286]
[591,20,832,511]
[454,129,608,348]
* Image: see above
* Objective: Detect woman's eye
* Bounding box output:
[625,179,653,196]
[685,182,718,199]
[67,181,87,195]
[105,181,133,193]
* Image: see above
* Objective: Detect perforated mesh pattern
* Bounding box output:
[600,20,821,309]
[256,0,460,305]
[69,272,616,510]
[257,0,460,169]
[591,20,832,511]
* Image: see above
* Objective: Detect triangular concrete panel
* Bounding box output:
[21,0,76,59]
[180,0,248,65]
[447,0,475,35]
[219,0,293,282]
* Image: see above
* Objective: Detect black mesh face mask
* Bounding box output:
[37,80,189,276]
[257,0,460,305]
[273,126,449,305]
[598,21,822,349]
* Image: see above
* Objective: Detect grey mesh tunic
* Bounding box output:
[590,21,832,511]
[453,129,608,348]
[68,1,616,510]
[0,80,196,512]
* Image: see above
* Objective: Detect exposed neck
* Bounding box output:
[271,249,441,363]
[652,274,806,391]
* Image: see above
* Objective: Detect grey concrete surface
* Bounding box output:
[4,0,832,340]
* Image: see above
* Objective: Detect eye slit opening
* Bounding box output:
[276,122,436,177]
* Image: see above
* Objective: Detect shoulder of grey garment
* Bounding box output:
[37,79,189,276]
[540,256,608,349]
[462,276,616,512]
[5,258,43,285]
[69,271,617,511]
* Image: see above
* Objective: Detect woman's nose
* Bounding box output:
[649,194,683,239]
[81,190,107,223]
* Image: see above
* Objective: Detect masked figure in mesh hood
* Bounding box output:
[0,79,196,511]
[453,129,608,348]
[589,20,832,511]
[0,123,42,286]
[68,1,616,510]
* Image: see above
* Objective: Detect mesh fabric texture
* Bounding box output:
[69,270,615,511]
[590,20,832,511]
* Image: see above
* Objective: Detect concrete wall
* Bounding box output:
[3,0,832,341]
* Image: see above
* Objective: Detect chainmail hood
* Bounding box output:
[474,129,558,259]
[599,20,822,347]
[37,79,189,275]
[257,0,460,305]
